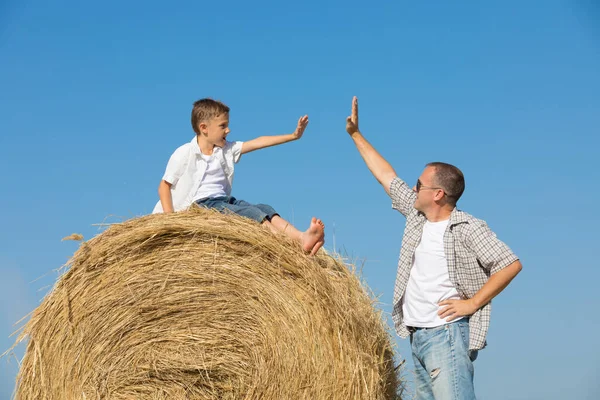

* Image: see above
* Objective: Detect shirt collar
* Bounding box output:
[449,208,469,226]
[190,136,222,156]
[190,136,201,155]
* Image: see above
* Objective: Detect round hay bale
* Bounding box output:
[13,209,402,399]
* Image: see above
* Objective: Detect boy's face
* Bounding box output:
[199,113,230,147]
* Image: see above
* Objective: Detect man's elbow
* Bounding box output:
[492,260,522,278]
[513,260,523,274]
[507,260,523,278]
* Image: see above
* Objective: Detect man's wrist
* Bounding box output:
[350,130,363,141]
[469,297,482,311]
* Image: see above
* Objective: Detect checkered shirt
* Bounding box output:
[389,177,519,350]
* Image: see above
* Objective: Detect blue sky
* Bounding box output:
[1,1,599,398]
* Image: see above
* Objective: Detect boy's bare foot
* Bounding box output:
[310,239,324,256]
[301,218,325,256]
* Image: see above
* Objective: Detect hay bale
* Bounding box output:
[12,209,402,399]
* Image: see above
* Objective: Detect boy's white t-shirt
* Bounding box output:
[192,153,228,201]
[152,138,243,213]
[402,219,463,328]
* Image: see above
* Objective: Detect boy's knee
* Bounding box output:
[255,204,277,216]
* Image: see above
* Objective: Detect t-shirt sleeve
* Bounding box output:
[467,221,520,275]
[162,146,187,185]
[231,141,244,163]
[390,176,417,217]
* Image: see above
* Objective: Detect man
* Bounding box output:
[345,96,522,400]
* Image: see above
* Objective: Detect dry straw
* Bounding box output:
[11,208,403,399]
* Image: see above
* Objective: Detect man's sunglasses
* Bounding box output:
[416,179,443,193]
[415,179,452,197]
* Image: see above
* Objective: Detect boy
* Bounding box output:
[153,98,325,255]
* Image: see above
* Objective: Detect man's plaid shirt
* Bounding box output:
[390,177,519,350]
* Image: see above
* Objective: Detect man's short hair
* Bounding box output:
[191,98,230,134]
[427,162,465,206]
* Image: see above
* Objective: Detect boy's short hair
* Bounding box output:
[427,161,465,206]
[191,98,230,134]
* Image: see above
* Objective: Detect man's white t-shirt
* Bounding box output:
[192,153,228,201]
[402,219,463,328]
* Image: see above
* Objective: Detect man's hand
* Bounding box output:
[438,298,479,322]
[346,96,359,135]
[292,115,309,140]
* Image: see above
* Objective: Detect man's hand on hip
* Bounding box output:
[438,299,478,322]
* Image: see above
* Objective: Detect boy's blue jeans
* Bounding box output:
[195,196,278,224]
[410,319,478,400]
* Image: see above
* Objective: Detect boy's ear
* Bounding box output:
[198,122,207,134]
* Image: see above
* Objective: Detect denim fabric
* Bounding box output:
[410,319,477,400]
[195,196,278,223]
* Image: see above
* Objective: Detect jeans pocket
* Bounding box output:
[457,320,478,362]
[468,350,479,362]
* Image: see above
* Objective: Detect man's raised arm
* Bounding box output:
[345,96,397,195]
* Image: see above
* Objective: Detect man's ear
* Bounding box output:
[435,190,446,202]
[198,122,208,134]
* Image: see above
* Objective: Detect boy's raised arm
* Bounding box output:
[346,96,397,195]
[241,115,309,155]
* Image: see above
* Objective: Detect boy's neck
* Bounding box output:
[196,135,215,156]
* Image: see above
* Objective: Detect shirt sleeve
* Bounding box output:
[162,146,188,185]
[231,141,244,163]
[467,221,519,275]
[390,176,417,217]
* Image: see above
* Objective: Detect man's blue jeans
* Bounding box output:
[410,319,478,400]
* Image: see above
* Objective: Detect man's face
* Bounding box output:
[412,166,443,212]
[200,113,230,147]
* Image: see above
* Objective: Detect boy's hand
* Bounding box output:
[292,115,309,140]
[346,96,359,135]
